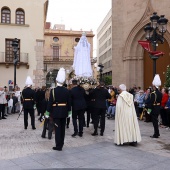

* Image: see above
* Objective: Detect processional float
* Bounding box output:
[69,32,97,90]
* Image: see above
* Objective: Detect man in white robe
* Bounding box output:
[114,84,141,146]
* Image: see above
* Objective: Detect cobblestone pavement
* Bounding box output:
[0,112,170,169]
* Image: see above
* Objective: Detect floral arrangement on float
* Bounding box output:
[69,75,97,90]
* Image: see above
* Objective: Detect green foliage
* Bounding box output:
[165,65,170,88]
[103,76,112,85]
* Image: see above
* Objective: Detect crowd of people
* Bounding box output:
[2,71,168,150]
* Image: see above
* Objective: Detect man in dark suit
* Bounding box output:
[46,68,71,151]
[148,75,162,138]
[91,82,111,136]
[70,80,87,137]
[21,76,36,130]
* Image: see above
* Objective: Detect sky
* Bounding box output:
[46,0,111,57]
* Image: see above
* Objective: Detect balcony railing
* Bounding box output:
[0,52,29,64]
[44,56,97,63]
[44,56,74,63]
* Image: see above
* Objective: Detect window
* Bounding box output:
[5,39,20,62]
[53,46,59,60]
[16,9,25,24]
[75,38,80,42]
[1,7,11,23]
[53,37,59,42]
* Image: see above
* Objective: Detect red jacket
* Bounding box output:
[161,93,169,107]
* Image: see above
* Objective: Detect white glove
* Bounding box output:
[45,115,49,118]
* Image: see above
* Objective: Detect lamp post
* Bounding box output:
[98,63,104,81]
[12,38,19,87]
[144,12,168,78]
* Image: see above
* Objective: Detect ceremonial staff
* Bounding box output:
[17,107,23,120]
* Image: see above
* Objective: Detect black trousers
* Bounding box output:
[0,104,5,118]
[66,117,70,126]
[72,109,85,134]
[151,106,160,136]
[24,109,35,128]
[86,108,92,126]
[166,109,170,127]
[93,108,106,133]
[53,118,66,149]
[42,118,54,139]
[160,108,168,126]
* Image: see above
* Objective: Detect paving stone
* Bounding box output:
[1,112,170,169]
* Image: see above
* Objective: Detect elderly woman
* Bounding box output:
[137,90,145,118]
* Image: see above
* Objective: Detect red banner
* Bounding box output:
[138,40,164,57]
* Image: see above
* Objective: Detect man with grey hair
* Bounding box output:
[114,84,141,146]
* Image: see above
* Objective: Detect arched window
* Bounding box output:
[1,7,11,23]
[16,8,25,24]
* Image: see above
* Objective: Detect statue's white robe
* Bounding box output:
[73,35,92,77]
[114,91,141,145]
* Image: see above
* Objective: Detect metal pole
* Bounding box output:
[100,70,102,82]
[14,53,17,87]
[152,29,157,78]
[153,59,156,78]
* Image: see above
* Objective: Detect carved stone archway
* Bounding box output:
[122,0,170,88]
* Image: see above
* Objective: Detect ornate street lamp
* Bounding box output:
[12,38,19,87]
[144,12,168,77]
[98,63,104,81]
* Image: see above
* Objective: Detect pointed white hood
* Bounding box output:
[25,76,33,87]
[152,74,161,88]
[56,68,66,86]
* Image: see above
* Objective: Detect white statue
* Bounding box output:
[73,32,92,77]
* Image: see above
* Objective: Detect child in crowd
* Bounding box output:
[8,94,13,114]
[41,89,54,140]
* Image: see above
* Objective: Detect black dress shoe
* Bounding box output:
[2,117,6,119]
[41,135,45,138]
[129,142,137,146]
[72,133,78,137]
[53,147,62,151]
[91,132,98,136]
[0,117,2,120]
[25,127,27,130]
[32,127,36,130]
[150,135,159,138]
[79,133,83,137]
[100,132,103,136]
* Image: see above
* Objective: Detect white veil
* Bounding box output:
[73,32,92,77]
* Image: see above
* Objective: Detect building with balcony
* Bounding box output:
[0,0,48,89]
[97,9,112,78]
[43,23,95,87]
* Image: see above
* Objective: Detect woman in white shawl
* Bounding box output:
[114,84,141,146]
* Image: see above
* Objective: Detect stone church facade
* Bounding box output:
[111,0,170,89]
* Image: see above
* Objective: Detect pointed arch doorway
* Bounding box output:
[143,39,170,89]
[46,69,58,87]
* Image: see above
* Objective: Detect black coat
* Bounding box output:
[47,86,71,118]
[21,87,36,109]
[92,87,111,109]
[148,89,162,110]
[70,86,87,111]
[41,99,49,115]
[85,88,95,108]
